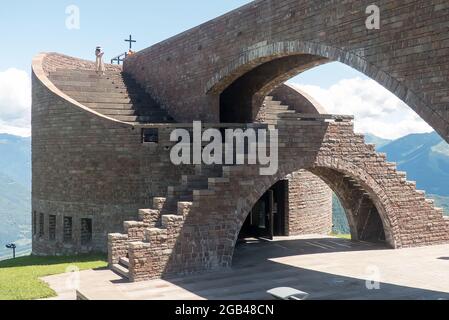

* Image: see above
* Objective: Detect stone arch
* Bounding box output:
[206,40,438,132]
[228,156,399,264]
[270,83,328,114]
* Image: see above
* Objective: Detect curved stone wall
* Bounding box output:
[31,53,192,255]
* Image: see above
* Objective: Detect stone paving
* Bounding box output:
[42,235,449,300]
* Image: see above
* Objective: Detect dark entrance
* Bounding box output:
[238,180,288,240]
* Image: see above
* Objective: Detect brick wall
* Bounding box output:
[115,116,449,280]
[287,171,333,236]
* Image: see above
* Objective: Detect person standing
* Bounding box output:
[95,46,105,75]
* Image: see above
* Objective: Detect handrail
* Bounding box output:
[111,52,128,65]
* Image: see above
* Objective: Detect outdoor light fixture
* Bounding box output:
[5,243,16,259]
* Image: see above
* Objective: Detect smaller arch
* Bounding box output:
[269,83,327,114]
[228,156,399,265]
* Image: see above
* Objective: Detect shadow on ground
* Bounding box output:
[150,237,449,300]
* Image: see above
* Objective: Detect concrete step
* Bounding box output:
[113,115,172,122]
[50,79,126,88]
[181,175,210,188]
[265,105,290,111]
[92,109,137,116]
[63,90,145,100]
[163,196,194,212]
[167,186,195,197]
[112,263,129,279]
[194,164,223,177]
[54,84,139,94]
[264,99,282,106]
[84,102,137,109]
[51,69,124,77]
[119,257,130,268]
[94,109,169,119]
[50,75,127,84]
[68,96,134,104]
[53,69,122,76]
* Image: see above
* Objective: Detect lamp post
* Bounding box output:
[5,243,16,259]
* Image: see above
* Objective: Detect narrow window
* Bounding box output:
[63,217,73,243]
[33,211,37,236]
[49,215,56,241]
[81,218,92,245]
[39,213,44,237]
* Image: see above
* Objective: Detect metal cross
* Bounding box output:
[125,34,137,50]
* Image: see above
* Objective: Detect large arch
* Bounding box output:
[206,40,442,129]
[124,0,449,141]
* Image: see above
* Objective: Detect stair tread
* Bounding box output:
[112,263,129,278]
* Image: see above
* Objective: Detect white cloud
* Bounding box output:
[0,68,31,137]
[289,77,433,140]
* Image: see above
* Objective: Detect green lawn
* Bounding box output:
[330,233,352,240]
[0,254,107,300]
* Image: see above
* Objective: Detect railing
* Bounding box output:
[111,52,129,65]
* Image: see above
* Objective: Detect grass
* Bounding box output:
[330,233,352,240]
[0,254,107,300]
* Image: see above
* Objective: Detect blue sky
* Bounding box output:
[0,0,352,87]
[0,1,251,72]
[0,1,433,138]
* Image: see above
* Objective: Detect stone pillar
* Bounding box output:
[286,170,333,236]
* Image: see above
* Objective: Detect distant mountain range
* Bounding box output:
[0,131,447,256]
[377,132,449,196]
[0,134,31,259]
[364,134,392,149]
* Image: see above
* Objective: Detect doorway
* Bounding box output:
[238,180,288,240]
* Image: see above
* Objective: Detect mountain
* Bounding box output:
[0,134,31,259]
[0,173,31,258]
[0,134,31,188]
[364,133,392,149]
[379,131,449,196]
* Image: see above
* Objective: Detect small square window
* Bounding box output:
[142,128,159,143]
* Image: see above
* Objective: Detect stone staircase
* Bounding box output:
[48,69,174,124]
[108,97,449,281]
[109,164,223,280]
[259,96,296,125]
